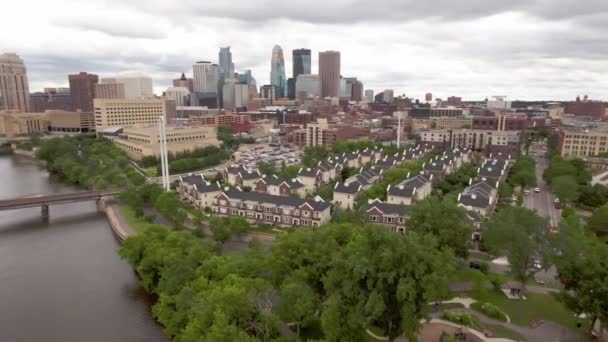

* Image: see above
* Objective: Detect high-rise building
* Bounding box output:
[192,61,212,93]
[270,45,287,97]
[95,83,125,99]
[0,53,31,112]
[101,73,153,99]
[206,64,222,94]
[287,78,296,100]
[223,80,249,111]
[383,89,394,103]
[173,73,194,92]
[260,85,279,102]
[93,98,176,132]
[219,47,234,78]
[365,89,374,103]
[295,74,320,99]
[69,72,98,112]
[319,51,340,98]
[165,87,190,107]
[293,49,311,79]
[351,81,363,102]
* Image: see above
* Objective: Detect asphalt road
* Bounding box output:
[523,142,561,227]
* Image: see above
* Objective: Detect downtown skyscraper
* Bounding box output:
[289,48,311,99]
[68,71,98,112]
[218,47,234,78]
[319,51,341,98]
[270,45,286,98]
[0,53,31,112]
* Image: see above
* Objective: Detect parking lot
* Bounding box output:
[233,144,302,171]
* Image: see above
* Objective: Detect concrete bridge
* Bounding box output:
[0,189,120,219]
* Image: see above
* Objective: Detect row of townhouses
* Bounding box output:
[361,148,474,233]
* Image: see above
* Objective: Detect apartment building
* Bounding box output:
[419,129,522,156]
[333,181,363,209]
[213,188,331,227]
[558,128,608,157]
[93,98,176,132]
[254,175,307,198]
[177,174,222,209]
[386,174,432,205]
[224,165,262,188]
[364,199,410,233]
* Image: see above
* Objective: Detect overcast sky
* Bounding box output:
[2,0,607,100]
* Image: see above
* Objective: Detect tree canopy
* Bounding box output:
[483,206,549,288]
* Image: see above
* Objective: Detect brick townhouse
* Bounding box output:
[213,188,331,227]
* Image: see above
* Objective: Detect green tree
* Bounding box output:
[321,230,453,341]
[483,206,549,290]
[588,203,608,234]
[278,277,319,337]
[553,218,608,338]
[551,175,579,206]
[257,161,277,176]
[408,196,473,258]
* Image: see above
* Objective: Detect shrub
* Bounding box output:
[143,214,156,223]
[470,302,508,322]
[479,261,489,274]
[442,310,478,328]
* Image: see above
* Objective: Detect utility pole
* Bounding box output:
[158,116,170,191]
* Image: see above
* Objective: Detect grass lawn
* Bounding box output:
[119,204,158,234]
[486,324,527,341]
[144,166,158,177]
[468,250,494,262]
[470,290,587,332]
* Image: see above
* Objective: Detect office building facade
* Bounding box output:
[219,47,234,78]
[165,87,190,107]
[319,51,340,98]
[95,83,125,99]
[93,98,176,132]
[295,74,320,99]
[173,73,194,92]
[365,89,374,103]
[100,74,153,99]
[69,72,98,112]
[0,53,31,112]
[270,45,286,97]
[192,61,212,93]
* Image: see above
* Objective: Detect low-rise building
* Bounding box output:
[386,174,433,205]
[364,199,410,233]
[422,157,453,179]
[297,167,324,193]
[333,181,363,209]
[177,174,222,209]
[254,175,307,198]
[93,98,176,133]
[108,124,219,159]
[419,129,522,157]
[558,127,608,158]
[477,159,509,183]
[0,111,48,138]
[458,190,494,217]
[213,188,331,227]
[47,110,96,133]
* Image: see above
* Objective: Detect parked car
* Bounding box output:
[524,189,531,195]
[469,261,481,270]
[554,198,561,209]
[534,187,541,193]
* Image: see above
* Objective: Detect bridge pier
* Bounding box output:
[41,204,49,220]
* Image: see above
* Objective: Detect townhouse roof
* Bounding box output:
[218,188,331,211]
[259,174,283,186]
[467,181,495,194]
[240,169,261,180]
[477,163,505,179]
[424,159,447,172]
[195,181,222,194]
[364,199,411,217]
[284,178,305,189]
[298,167,321,177]
[225,164,245,174]
[387,183,416,198]
[334,181,363,194]
[458,192,492,208]
[180,174,206,187]
[401,174,431,188]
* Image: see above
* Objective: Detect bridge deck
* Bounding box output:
[0,190,120,210]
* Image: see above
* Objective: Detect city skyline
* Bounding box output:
[2,0,607,100]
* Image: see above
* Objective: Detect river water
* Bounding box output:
[0,155,167,342]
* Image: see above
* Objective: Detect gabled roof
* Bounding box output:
[364,199,411,217]
[458,192,492,209]
[334,181,363,194]
[240,170,261,180]
[298,167,321,177]
[180,174,206,187]
[424,160,447,172]
[225,164,245,174]
[467,181,495,194]
[387,183,416,198]
[401,174,431,188]
[218,188,331,211]
[258,174,283,186]
[194,181,222,194]
[283,178,305,189]
[477,163,505,178]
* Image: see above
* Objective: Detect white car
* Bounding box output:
[524,189,531,195]
[534,187,541,193]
